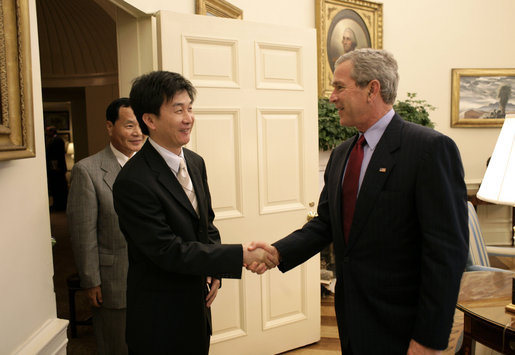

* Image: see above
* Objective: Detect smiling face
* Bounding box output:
[144,90,194,155]
[107,106,144,157]
[329,60,370,131]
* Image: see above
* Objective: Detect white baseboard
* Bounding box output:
[13,318,68,355]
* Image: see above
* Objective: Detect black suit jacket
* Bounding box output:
[113,141,242,354]
[274,114,469,353]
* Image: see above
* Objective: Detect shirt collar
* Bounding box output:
[110,143,135,167]
[362,109,395,151]
[148,137,184,174]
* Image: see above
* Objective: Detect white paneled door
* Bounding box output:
[157,12,320,354]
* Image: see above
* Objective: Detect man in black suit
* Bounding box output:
[113,71,276,354]
[250,49,469,354]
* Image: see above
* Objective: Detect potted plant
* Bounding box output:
[318,92,435,152]
[318,97,357,151]
[392,92,435,129]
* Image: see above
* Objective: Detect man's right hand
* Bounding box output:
[243,242,280,274]
[86,286,103,307]
[242,242,279,274]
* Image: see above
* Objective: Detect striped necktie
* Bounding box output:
[178,158,198,215]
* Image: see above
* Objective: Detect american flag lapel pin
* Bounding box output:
[379,168,387,173]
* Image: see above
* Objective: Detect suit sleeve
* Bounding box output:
[411,134,469,348]
[67,163,101,289]
[113,175,243,279]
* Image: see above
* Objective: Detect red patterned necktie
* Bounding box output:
[342,135,366,242]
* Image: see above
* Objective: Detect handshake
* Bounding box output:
[242,241,280,274]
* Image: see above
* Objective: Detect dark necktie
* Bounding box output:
[342,135,366,242]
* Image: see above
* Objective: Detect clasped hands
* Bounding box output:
[243,241,279,274]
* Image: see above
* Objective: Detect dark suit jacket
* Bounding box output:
[274,114,469,354]
[113,141,243,354]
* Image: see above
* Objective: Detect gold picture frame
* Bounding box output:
[0,0,34,161]
[316,0,383,96]
[195,0,243,19]
[451,68,515,128]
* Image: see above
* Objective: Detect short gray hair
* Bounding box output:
[335,48,399,104]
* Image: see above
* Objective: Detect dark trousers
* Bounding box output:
[92,306,128,355]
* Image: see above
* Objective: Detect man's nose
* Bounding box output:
[329,90,337,102]
[184,112,194,123]
[132,126,142,135]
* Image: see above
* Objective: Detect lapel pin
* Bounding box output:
[379,168,387,173]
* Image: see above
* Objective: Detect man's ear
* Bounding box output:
[368,80,380,99]
[142,113,155,131]
[106,120,114,137]
[369,80,381,95]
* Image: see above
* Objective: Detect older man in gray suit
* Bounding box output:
[67,98,144,354]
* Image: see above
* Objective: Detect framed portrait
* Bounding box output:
[195,0,243,19]
[451,68,515,128]
[0,0,35,161]
[316,0,383,96]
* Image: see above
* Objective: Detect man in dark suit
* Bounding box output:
[68,98,144,354]
[113,71,276,354]
[250,49,469,354]
[45,125,68,210]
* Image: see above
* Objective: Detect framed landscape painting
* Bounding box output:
[451,68,515,128]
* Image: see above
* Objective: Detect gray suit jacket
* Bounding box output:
[67,145,128,309]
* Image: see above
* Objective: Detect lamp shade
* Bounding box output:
[477,116,515,206]
[66,142,74,155]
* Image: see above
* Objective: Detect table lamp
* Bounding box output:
[66,142,74,160]
[476,115,515,312]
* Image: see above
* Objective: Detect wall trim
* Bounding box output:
[13,318,68,355]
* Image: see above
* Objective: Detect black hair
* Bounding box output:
[129,71,196,135]
[106,97,131,124]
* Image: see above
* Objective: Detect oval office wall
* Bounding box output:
[1,0,515,353]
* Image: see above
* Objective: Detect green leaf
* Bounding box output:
[318,93,436,151]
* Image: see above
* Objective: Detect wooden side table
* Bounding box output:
[457,271,515,354]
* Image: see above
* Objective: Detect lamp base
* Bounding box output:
[506,303,515,313]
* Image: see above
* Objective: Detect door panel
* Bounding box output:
[157,12,319,354]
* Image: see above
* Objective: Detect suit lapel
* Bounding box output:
[101,146,121,191]
[347,115,403,247]
[143,142,199,219]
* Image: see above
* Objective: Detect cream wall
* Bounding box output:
[0,1,67,354]
[384,0,515,183]
[236,0,515,183]
[1,0,513,352]
[125,0,515,183]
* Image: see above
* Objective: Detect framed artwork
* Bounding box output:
[451,68,515,127]
[44,111,70,131]
[0,0,35,161]
[43,101,72,142]
[195,0,243,19]
[316,0,383,96]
